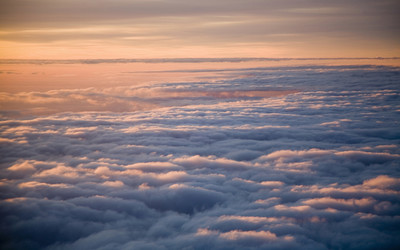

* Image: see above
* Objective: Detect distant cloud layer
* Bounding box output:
[1,64,400,249]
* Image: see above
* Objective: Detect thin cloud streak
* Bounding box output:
[1,57,400,64]
[0,0,399,58]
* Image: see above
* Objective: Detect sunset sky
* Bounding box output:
[0,0,399,59]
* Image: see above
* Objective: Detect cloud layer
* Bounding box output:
[1,64,400,249]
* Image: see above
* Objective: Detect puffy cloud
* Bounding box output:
[363,175,400,189]
[0,63,400,249]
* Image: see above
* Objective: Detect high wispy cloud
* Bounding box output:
[1,63,399,249]
[1,0,399,58]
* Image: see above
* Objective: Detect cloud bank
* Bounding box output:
[1,64,400,249]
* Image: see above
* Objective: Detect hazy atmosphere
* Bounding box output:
[1,0,399,58]
[1,1,400,250]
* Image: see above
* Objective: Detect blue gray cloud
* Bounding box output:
[1,63,400,249]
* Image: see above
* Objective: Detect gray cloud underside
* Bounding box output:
[0,0,399,44]
[1,0,398,26]
[1,64,400,249]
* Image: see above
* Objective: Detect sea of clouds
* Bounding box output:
[1,64,400,249]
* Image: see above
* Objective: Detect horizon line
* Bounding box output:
[1,57,400,64]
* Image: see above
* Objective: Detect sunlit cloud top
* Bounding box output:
[0,0,399,58]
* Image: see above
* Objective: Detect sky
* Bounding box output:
[0,0,399,59]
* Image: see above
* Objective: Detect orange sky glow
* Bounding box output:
[0,0,399,59]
